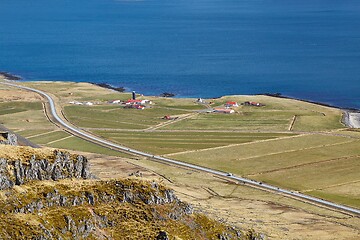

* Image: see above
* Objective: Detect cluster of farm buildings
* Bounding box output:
[213,101,264,114]
[68,93,263,114]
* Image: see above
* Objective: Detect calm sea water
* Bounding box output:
[1,0,360,109]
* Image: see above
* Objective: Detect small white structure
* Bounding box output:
[69,101,83,105]
[141,99,152,104]
[85,102,94,106]
[110,100,121,104]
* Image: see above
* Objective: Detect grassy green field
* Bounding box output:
[47,136,131,157]
[92,131,295,155]
[170,134,360,208]
[64,99,343,132]
[0,102,43,116]
[64,105,191,129]
[27,131,70,145]
[0,101,54,132]
[162,111,293,131]
[8,81,356,208]
[207,95,344,131]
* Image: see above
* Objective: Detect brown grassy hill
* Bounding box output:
[0,146,262,239]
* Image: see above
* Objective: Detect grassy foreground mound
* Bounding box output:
[0,146,261,239]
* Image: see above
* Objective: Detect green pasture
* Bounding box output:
[28,131,70,145]
[170,134,348,162]
[14,129,51,138]
[0,110,54,131]
[92,131,294,155]
[0,102,42,115]
[307,181,360,208]
[208,95,344,131]
[63,105,190,129]
[47,136,131,158]
[255,155,360,190]
[171,134,360,208]
[161,112,292,131]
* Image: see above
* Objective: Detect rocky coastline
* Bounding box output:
[91,82,125,92]
[0,72,22,80]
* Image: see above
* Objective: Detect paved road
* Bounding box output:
[2,81,360,216]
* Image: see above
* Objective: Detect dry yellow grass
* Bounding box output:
[87,153,360,240]
[0,89,41,102]
[0,145,55,161]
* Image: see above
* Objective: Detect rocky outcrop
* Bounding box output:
[9,180,186,214]
[0,150,91,190]
[0,132,17,145]
[0,147,263,239]
[0,72,21,80]
[0,179,205,239]
[0,158,14,189]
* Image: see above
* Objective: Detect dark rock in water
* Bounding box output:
[160,92,175,97]
[92,82,125,92]
[156,230,169,240]
[0,72,22,80]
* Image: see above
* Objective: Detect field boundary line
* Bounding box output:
[144,113,198,131]
[303,180,360,193]
[70,115,150,128]
[288,115,297,131]
[165,134,305,157]
[27,130,60,139]
[46,135,73,145]
[247,154,360,177]
[233,139,357,162]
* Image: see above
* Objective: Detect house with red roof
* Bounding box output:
[125,99,142,105]
[243,101,264,107]
[225,101,239,108]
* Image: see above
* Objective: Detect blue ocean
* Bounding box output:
[1,0,360,109]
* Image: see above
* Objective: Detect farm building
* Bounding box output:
[243,101,264,107]
[110,100,121,104]
[140,99,152,104]
[126,99,152,105]
[126,99,142,105]
[225,101,239,108]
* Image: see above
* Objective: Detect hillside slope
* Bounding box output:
[0,146,262,239]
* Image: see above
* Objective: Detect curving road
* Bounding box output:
[2,81,360,216]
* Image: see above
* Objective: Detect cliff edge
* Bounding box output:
[0,146,263,240]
